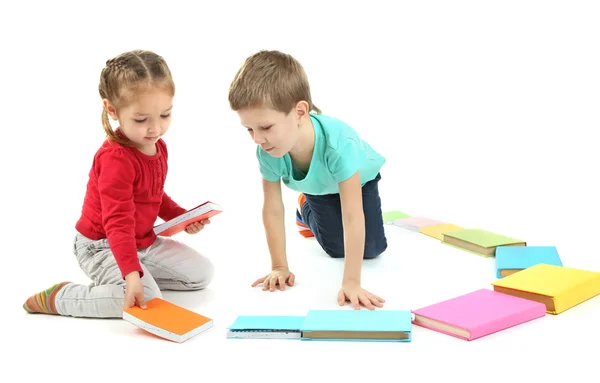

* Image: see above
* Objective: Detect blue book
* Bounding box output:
[300,309,412,342]
[496,245,563,278]
[227,315,305,339]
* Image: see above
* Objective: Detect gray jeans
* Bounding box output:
[54,232,214,318]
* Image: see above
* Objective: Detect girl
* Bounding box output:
[23,50,214,318]
[228,50,388,310]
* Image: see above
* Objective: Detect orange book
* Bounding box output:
[123,298,213,343]
[153,201,222,237]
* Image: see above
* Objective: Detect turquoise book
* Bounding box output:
[300,309,412,342]
[227,315,305,339]
[495,246,563,278]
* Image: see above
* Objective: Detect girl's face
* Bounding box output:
[104,87,173,154]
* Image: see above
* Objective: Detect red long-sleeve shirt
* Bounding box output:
[75,137,186,278]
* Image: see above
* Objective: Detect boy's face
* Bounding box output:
[237,105,301,158]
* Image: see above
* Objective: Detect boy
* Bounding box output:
[228,50,387,310]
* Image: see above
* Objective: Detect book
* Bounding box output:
[491,263,600,314]
[226,315,305,339]
[382,210,411,224]
[122,298,213,343]
[495,246,562,278]
[412,288,546,341]
[300,309,412,342]
[442,228,526,257]
[393,216,443,232]
[419,223,464,241]
[153,201,223,237]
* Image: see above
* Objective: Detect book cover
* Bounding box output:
[442,228,526,257]
[122,298,213,343]
[492,264,600,314]
[382,210,411,224]
[495,246,562,278]
[393,217,443,232]
[153,201,223,237]
[227,315,305,339]
[300,309,412,342]
[412,288,546,341]
[420,223,464,241]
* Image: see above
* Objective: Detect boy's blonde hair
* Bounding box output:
[99,50,175,146]
[228,50,321,114]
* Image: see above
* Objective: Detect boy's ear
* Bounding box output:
[103,99,119,120]
[295,100,310,122]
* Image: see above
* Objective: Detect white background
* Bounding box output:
[2,0,599,381]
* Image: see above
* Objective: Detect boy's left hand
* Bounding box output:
[185,219,210,234]
[338,281,385,310]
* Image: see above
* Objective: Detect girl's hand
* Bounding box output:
[124,272,146,310]
[185,219,210,234]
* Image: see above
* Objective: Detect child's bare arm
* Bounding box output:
[251,178,295,291]
[339,172,366,284]
[338,172,385,309]
[261,178,288,270]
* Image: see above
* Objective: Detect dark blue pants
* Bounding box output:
[298,172,387,259]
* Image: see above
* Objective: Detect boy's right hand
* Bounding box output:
[252,267,295,292]
[124,271,147,309]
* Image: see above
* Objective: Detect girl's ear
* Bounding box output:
[295,100,310,123]
[103,99,119,120]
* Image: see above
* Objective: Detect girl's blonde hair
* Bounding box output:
[99,50,175,146]
[228,50,321,114]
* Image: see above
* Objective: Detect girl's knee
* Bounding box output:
[184,252,214,289]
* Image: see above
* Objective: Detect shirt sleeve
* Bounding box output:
[256,146,281,182]
[96,149,143,279]
[159,192,187,221]
[327,139,360,183]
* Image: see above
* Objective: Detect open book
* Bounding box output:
[227,315,305,339]
[154,201,223,237]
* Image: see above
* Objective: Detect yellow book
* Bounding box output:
[420,223,464,241]
[491,264,600,314]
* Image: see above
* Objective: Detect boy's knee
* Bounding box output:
[321,239,345,259]
[364,251,382,260]
[364,238,387,259]
[326,250,345,259]
[323,239,387,259]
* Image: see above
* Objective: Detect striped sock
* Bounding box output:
[23,282,71,315]
[296,193,314,238]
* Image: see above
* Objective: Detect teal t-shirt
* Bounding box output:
[256,113,385,195]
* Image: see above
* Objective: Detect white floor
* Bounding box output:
[4,1,600,382]
[10,199,600,382]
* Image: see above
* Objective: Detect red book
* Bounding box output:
[153,201,222,237]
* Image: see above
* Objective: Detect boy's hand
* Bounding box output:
[124,271,146,310]
[338,281,385,310]
[252,267,295,291]
[185,219,210,234]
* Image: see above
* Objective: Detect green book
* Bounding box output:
[442,229,526,257]
[382,210,411,224]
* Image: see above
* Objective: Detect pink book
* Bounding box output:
[412,289,546,341]
[393,217,442,231]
